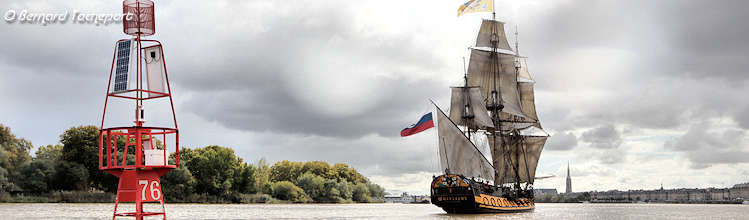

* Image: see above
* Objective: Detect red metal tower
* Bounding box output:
[99,0,179,219]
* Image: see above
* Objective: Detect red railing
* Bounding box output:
[99,127,179,170]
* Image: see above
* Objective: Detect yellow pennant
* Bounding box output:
[457,0,493,17]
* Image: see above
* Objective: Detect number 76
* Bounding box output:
[138,180,162,201]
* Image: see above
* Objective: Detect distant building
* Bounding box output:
[384,192,430,204]
[733,182,749,189]
[589,183,749,203]
[565,162,572,194]
[534,188,558,198]
[384,192,411,203]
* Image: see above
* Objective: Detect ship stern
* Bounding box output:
[430,174,479,213]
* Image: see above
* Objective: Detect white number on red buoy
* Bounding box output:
[139,180,162,201]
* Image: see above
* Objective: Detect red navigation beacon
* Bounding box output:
[98,0,178,219]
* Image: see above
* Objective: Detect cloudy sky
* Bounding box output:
[1,0,748,195]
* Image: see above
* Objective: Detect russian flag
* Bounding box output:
[401,113,435,137]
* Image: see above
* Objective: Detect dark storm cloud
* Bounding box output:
[168,1,448,138]
[545,131,577,151]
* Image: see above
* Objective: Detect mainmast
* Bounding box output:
[454,0,547,192]
[487,10,507,186]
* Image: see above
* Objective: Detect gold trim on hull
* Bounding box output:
[474,194,534,211]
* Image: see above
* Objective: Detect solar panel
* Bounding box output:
[114,40,132,92]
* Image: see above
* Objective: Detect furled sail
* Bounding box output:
[475,19,513,51]
[449,87,494,129]
[466,49,526,118]
[489,133,547,184]
[435,104,495,182]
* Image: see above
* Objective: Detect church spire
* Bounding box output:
[565,161,572,194]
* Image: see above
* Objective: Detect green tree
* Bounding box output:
[186,145,238,196]
[295,172,325,202]
[352,182,371,203]
[52,161,89,191]
[321,178,342,202]
[300,161,332,179]
[35,144,63,161]
[173,148,195,165]
[18,160,55,193]
[60,125,117,191]
[270,160,303,182]
[331,163,366,184]
[254,158,272,194]
[336,180,353,201]
[271,181,308,202]
[232,162,256,194]
[161,166,196,201]
[0,124,33,188]
[0,149,12,192]
[367,183,385,202]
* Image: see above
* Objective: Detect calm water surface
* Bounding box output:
[0,203,747,219]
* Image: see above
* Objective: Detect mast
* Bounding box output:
[487,7,515,188]
[462,57,471,140]
[515,25,519,56]
[457,0,545,193]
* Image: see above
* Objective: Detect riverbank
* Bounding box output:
[0,191,384,204]
[589,199,744,204]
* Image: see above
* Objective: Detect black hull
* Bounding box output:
[431,174,534,214]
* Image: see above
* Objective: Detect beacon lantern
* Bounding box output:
[98,0,179,219]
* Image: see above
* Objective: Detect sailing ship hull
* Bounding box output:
[430,174,534,213]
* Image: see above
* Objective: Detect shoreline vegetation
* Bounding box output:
[0,125,385,204]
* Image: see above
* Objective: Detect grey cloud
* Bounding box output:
[568,165,615,178]
[736,105,749,129]
[598,148,626,165]
[545,131,577,151]
[665,122,749,169]
[581,124,622,149]
[657,0,749,82]
[186,76,444,138]
[523,0,749,132]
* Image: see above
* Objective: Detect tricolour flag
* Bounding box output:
[400,112,434,137]
[457,0,493,17]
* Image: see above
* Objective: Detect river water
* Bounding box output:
[0,203,747,219]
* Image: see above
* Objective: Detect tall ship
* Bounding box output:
[429,2,549,213]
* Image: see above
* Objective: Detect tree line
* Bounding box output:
[0,124,385,203]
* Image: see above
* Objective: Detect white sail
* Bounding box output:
[449,87,494,129]
[436,104,495,182]
[516,57,534,83]
[475,19,513,51]
[516,57,539,123]
[466,49,526,118]
[518,82,539,122]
